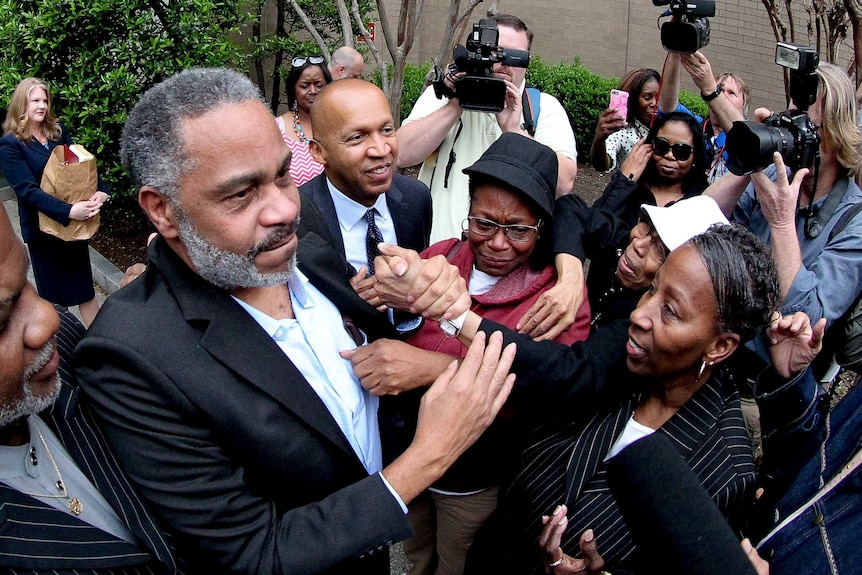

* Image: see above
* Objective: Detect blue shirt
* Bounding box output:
[231,270,408,512]
[233,270,382,471]
[734,164,862,325]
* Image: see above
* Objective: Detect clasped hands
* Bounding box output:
[351,243,471,322]
[69,190,109,221]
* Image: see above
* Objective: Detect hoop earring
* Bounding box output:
[696,359,714,382]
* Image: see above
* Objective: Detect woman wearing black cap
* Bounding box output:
[344,133,592,575]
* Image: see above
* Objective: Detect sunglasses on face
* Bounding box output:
[292,56,325,68]
[652,137,694,161]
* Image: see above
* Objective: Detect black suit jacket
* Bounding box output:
[299,172,432,257]
[75,235,410,575]
[0,310,179,574]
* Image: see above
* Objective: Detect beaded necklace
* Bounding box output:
[293,108,310,145]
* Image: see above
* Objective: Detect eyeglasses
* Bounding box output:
[292,56,325,68]
[464,216,542,242]
[651,137,694,161]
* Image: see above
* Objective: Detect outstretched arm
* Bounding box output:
[396,87,464,167]
[382,331,516,503]
[750,153,808,303]
[657,52,682,114]
[680,51,744,131]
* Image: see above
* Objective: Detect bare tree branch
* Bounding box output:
[287,0,332,60]
[353,0,388,94]
[334,0,354,46]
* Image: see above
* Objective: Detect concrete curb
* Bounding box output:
[2,187,124,296]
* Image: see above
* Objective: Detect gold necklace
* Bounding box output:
[19,421,84,515]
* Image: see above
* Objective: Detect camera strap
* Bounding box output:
[443,120,464,189]
[521,87,540,137]
[803,174,850,239]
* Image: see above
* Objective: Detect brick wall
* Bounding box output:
[377,0,856,116]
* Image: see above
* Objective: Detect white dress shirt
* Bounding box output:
[326,177,397,272]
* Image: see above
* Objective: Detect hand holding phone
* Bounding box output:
[609,89,629,120]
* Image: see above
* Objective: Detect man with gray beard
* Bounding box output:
[75,68,516,575]
[0,207,181,574]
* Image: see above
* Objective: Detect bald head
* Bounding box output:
[309,79,398,205]
[329,46,364,80]
[311,79,389,141]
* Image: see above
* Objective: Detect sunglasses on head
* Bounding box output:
[652,137,694,161]
[292,56,325,68]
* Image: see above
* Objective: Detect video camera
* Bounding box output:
[654,0,715,54]
[725,43,820,175]
[430,18,530,113]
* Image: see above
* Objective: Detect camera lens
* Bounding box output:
[725,121,795,175]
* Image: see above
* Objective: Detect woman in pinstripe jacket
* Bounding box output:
[467,224,780,575]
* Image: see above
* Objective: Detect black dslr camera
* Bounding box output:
[654,0,715,54]
[725,43,820,175]
[430,18,530,113]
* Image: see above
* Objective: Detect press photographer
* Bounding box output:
[725,43,820,176]
[397,13,578,243]
[705,54,862,360]
[430,18,530,113]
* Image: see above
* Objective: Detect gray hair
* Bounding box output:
[120,68,263,199]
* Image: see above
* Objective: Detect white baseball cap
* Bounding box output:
[641,196,730,252]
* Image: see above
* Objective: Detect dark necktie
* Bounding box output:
[364,208,383,276]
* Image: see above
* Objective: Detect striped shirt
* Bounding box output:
[275,116,324,187]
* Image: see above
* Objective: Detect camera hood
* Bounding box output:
[725,120,789,175]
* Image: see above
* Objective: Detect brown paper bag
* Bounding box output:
[38,145,99,241]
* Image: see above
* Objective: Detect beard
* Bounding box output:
[173,203,298,290]
[0,340,61,427]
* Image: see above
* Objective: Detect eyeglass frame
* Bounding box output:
[463,216,543,243]
[292,56,325,68]
[651,137,694,161]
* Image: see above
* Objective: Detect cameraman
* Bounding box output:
[706,62,862,333]
[397,14,578,244]
[657,51,748,183]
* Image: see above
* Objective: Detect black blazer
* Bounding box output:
[299,172,432,257]
[0,125,108,243]
[76,234,410,575]
[0,310,180,574]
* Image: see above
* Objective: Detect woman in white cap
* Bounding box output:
[461,224,779,575]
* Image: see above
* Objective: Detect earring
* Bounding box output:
[696,359,714,382]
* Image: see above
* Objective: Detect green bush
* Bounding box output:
[399,63,431,123]
[0,0,248,197]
